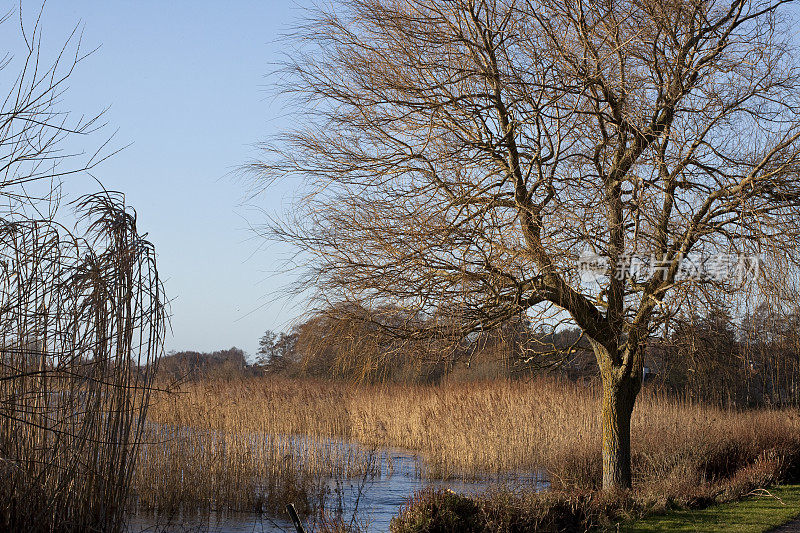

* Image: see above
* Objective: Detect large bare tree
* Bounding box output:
[256,0,800,489]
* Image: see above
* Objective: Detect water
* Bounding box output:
[131,440,547,532]
[128,512,297,532]
[318,447,547,532]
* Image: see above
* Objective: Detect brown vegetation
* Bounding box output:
[138,376,800,526]
[132,422,383,518]
[0,9,166,532]
[158,347,252,382]
[134,378,387,518]
[0,195,165,533]
[259,300,800,408]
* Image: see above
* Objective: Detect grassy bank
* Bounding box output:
[135,377,800,527]
[621,484,800,532]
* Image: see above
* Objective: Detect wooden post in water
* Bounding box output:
[286,503,306,533]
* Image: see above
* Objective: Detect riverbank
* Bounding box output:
[621,484,800,532]
[388,484,800,532]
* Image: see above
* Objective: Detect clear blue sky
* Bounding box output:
[15,1,310,356]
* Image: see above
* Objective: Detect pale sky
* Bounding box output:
[8,1,311,356]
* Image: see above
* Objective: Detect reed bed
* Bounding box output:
[144,376,800,493]
[132,417,388,517]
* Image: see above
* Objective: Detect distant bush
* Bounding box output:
[156,347,252,382]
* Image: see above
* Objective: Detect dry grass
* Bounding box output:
[0,196,166,533]
[145,377,800,481]
[144,377,592,479]
[133,378,388,519]
[135,376,800,525]
[132,423,385,517]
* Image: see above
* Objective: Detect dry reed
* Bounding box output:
[0,195,166,532]
[132,423,386,517]
[142,376,800,501]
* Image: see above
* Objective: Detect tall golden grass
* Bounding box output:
[133,422,385,516]
[133,377,393,518]
[140,375,800,511]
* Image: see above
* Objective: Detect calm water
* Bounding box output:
[130,441,547,532]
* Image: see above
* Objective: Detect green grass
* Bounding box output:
[620,485,800,532]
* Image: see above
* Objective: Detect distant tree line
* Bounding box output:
[162,302,800,408]
[249,302,800,408]
[653,305,800,407]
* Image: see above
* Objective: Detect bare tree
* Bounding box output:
[0,7,166,530]
[255,0,800,489]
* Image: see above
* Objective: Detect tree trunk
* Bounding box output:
[593,340,642,490]
[600,372,638,490]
